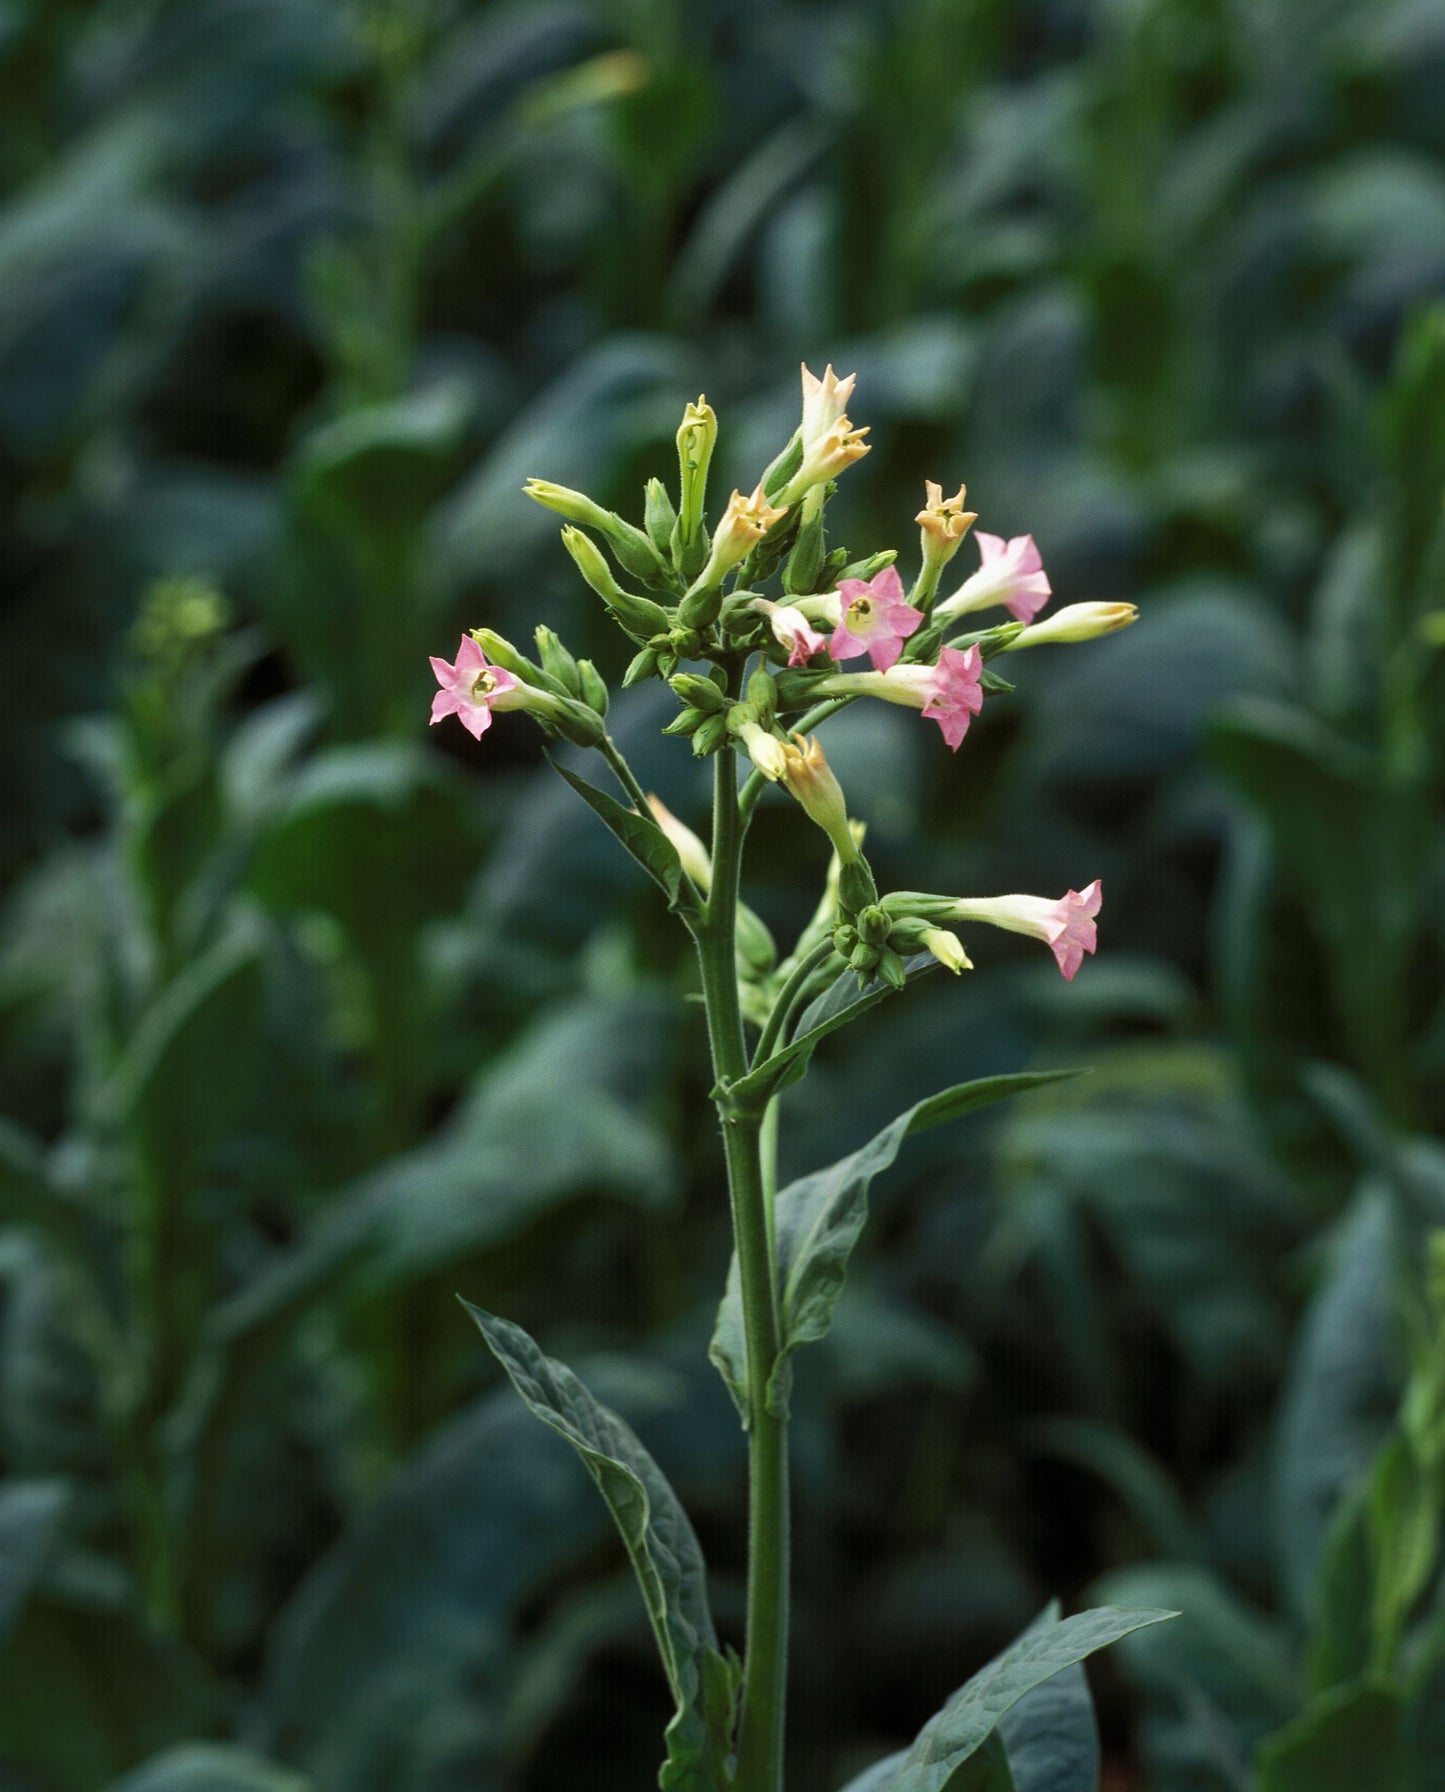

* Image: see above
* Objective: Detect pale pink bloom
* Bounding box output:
[935,532,1052,626]
[800,363,857,449]
[751,597,828,667]
[828,566,925,673]
[429,635,522,741]
[817,642,985,751]
[948,880,1102,981]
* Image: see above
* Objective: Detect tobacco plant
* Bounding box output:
[428,365,1173,1791]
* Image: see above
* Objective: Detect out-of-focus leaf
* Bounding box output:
[463,1305,727,1788]
[1274,1190,1401,1620]
[0,1479,67,1645]
[1405,1616,1445,1792]
[106,1745,309,1792]
[1093,1564,1297,1758]
[998,1659,1097,1792]
[1254,1682,1405,1792]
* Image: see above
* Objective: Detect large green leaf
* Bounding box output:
[463,1304,728,1789]
[839,1735,1014,1792]
[711,1072,1080,1419]
[107,1745,310,1792]
[887,1607,1174,1792]
[996,1606,1099,1792]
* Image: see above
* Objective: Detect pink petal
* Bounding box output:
[456,701,494,741]
[430,654,459,688]
[828,621,868,662]
[430,690,463,724]
[454,635,486,670]
[867,633,906,673]
[871,564,906,604]
[974,531,1007,565]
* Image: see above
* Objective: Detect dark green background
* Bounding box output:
[2,2,1444,1788]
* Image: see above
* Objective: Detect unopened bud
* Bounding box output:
[783,484,829,594]
[670,672,729,714]
[747,665,778,719]
[731,714,789,781]
[857,904,890,946]
[560,527,674,639]
[645,794,711,890]
[533,624,581,695]
[779,734,857,864]
[692,713,729,756]
[623,645,662,686]
[737,904,776,976]
[644,477,677,557]
[577,658,609,715]
[920,927,973,974]
[875,948,908,990]
[1003,602,1139,649]
[676,397,717,548]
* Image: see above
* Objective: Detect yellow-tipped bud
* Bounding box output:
[779,733,857,862]
[645,794,712,891]
[1003,602,1138,649]
[916,481,977,569]
[921,927,973,974]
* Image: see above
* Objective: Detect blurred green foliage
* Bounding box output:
[1,0,1443,1787]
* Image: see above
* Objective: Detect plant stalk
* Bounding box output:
[698,720,790,1792]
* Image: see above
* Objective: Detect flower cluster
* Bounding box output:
[427,363,1138,982]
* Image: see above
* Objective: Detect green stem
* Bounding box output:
[698,716,789,1792]
[598,732,653,816]
[752,939,839,1069]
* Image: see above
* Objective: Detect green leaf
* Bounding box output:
[1405,1615,1445,1792]
[548,757,696,916]
[1274,1190,1401,1619]
[462,1304,727,1788]
[1366,1433,1441,1671]
[724,960,934,1116]
[997,1605,1100,1792]
[106,1745,310,1792]
[1255,1683,1406,1792]
[0,1479,67,1646]
[838,1735,1013,1792]
[888,1606,1175,1792]
[711,1072,1081,1419]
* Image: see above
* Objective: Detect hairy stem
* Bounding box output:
[698,713,789,1792]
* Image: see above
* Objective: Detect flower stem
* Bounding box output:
[698,709,789,1792]
[752,938,839,1069]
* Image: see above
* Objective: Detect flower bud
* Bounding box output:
[645,794,711,890]
[526,479,668,585]
[747,665,778,720]
[777,734,857,863]
[577,658,609,715]
[916,482,977,568]
[662,706,711,737]
[692,713,730,756]
[533,624,582,696]
[736,904,776,976]
[731,713,789,781]
[623,644,662,686]
[1002,603,1138,649]
[836,855,879,915]
[920,927,972,974]
[560,527,674,640]
[783,484,829,595]
[676,396,717,547]
[680,485,791,626]
[669,672,729,714]
[857,903,891,946]
[644,476,677,557]
[849,940,881,974]
[775,416,870,507]
[468,627,546,685]
[875,948,908,990]
[836,548,898,583]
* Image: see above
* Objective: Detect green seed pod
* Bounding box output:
[849,940,881,975]
[622,645,661,686]
[782,488,827,595]
[669,673,729,714]
[553,698,606,748]
[668,626,705,661]
[746,666,778,721]
[692,713,729,756]
[644,477,678,557]
[663,706,709,737]
[671,518,710,583]
[534,625,582,696]
[832,924,858,956]
[837,857,879,916]
[607,516,671,586]
[875,947,908,991]
[857,904,891,947]
[677,578,725,631]
[736,904,777,977]
[577,658,609,715]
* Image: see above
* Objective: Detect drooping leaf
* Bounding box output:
[549,757,695,916]
[106,1744,310,1792]
[462,1304,727,1788]
[711,1072,1081,1419]
[887,1606,1175,1792]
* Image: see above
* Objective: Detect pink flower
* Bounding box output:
[751,597,829,667]
[828,565,924,673]
[429,635,521,741]
[935,532,1051,626]
[816,642,985,751]
[947,880,1102,981]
